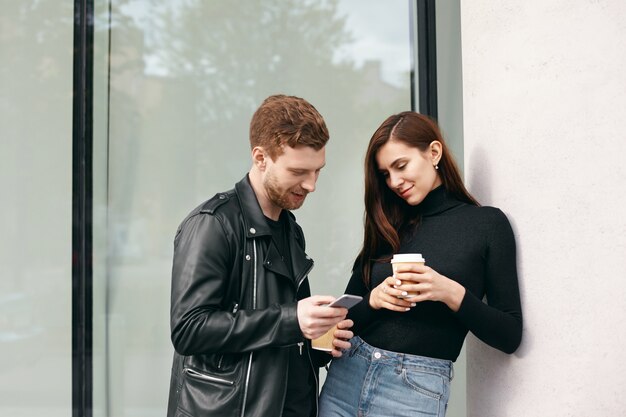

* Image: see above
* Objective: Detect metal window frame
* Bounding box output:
[72,1,94,417]
[410,0,438,118]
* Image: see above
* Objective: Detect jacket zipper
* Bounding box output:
[183,367,234,386]
[240,239,258,417]
[295,260,314,357]
[299,258,317,415]
[295,258,315,293]
[305,345,320,417]
[239,241,311,415]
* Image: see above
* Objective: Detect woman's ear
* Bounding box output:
[252,146,267,171]
[429,141,443,166]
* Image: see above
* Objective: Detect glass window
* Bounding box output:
[93,0,411,415]
[0,2,74,416]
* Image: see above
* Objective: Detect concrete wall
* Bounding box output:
[460,1,626,416]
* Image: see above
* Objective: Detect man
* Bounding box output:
[167,94,353,417]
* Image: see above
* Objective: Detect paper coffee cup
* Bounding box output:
[391,253,425,265]
[391,253,425,298]
[311,325,336,351]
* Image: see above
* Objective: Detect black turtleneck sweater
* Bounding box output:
[346,186,523,361]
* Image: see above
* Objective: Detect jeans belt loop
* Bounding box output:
[349,338,364,357]
[396,354,404,374]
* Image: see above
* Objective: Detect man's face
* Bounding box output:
[262,145,326,211]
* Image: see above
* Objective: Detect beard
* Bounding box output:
[263,169,308,210]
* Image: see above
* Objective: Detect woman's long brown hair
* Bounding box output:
[357,112,479,287]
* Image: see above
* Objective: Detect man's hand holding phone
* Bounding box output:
[297,296,348,340]
[328,294,363,309]
[309,294,361,356]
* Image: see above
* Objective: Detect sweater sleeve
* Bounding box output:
[453,209,523,354]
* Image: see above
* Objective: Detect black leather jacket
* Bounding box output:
[167,175,327,417]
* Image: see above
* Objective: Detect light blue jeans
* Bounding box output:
[319,336,453,417]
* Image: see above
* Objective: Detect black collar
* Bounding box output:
[415,185,464,217]
[234,174,297,239]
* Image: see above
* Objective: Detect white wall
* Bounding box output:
[460,1,626,416]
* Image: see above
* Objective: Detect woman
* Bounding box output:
[319,112,523,416]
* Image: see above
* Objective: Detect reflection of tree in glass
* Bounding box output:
[0,0,73,151]
[97,5,149,260]
[0,0,75,362]
[150,0,352,116]
[103,0,410,287]
[0,0,74,275]
[135,0,410,282]
[142,1,362,182]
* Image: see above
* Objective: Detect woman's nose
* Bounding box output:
[388,172,403,189]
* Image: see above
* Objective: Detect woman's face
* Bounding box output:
[375,139,442,206]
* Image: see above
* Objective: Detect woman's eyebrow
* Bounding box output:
[389,157,406,168]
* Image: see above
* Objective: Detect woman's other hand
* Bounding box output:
[330,319,354,358]
[393,264,466,312]
[369,276,416,312]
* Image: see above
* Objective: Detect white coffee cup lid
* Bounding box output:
[391,253,425,263]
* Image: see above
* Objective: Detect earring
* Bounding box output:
[435,164,439,170]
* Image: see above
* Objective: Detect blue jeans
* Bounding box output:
[319,336,453,417]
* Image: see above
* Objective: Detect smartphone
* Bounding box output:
[328,294,363,309]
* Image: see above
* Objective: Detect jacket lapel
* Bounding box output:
[234,174,314,286]
[285,217,314,289]
[235,175,272,239]
[262,242,292,279]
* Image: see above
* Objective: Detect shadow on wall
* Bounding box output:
[466,145,532,414]
[506,211,531,361]
[467,145,531,358]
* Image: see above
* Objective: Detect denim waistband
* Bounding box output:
[349,336,454,379]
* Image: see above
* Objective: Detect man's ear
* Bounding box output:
[252,146,267,171]
[429,141,443,166]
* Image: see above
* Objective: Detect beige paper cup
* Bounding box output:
[311,325,337,351]
[391,253,425,298]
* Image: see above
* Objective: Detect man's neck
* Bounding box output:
[248,168,282,220]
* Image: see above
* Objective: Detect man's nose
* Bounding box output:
[301,172,317,193]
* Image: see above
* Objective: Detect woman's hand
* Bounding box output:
[393,264,466,312]
[369,276,416,312]
[330,319,354,358]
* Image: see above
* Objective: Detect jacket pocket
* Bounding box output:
[177,362,243,417]
[183,367,234,385]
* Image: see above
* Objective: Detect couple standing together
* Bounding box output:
[167,95,523,417]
